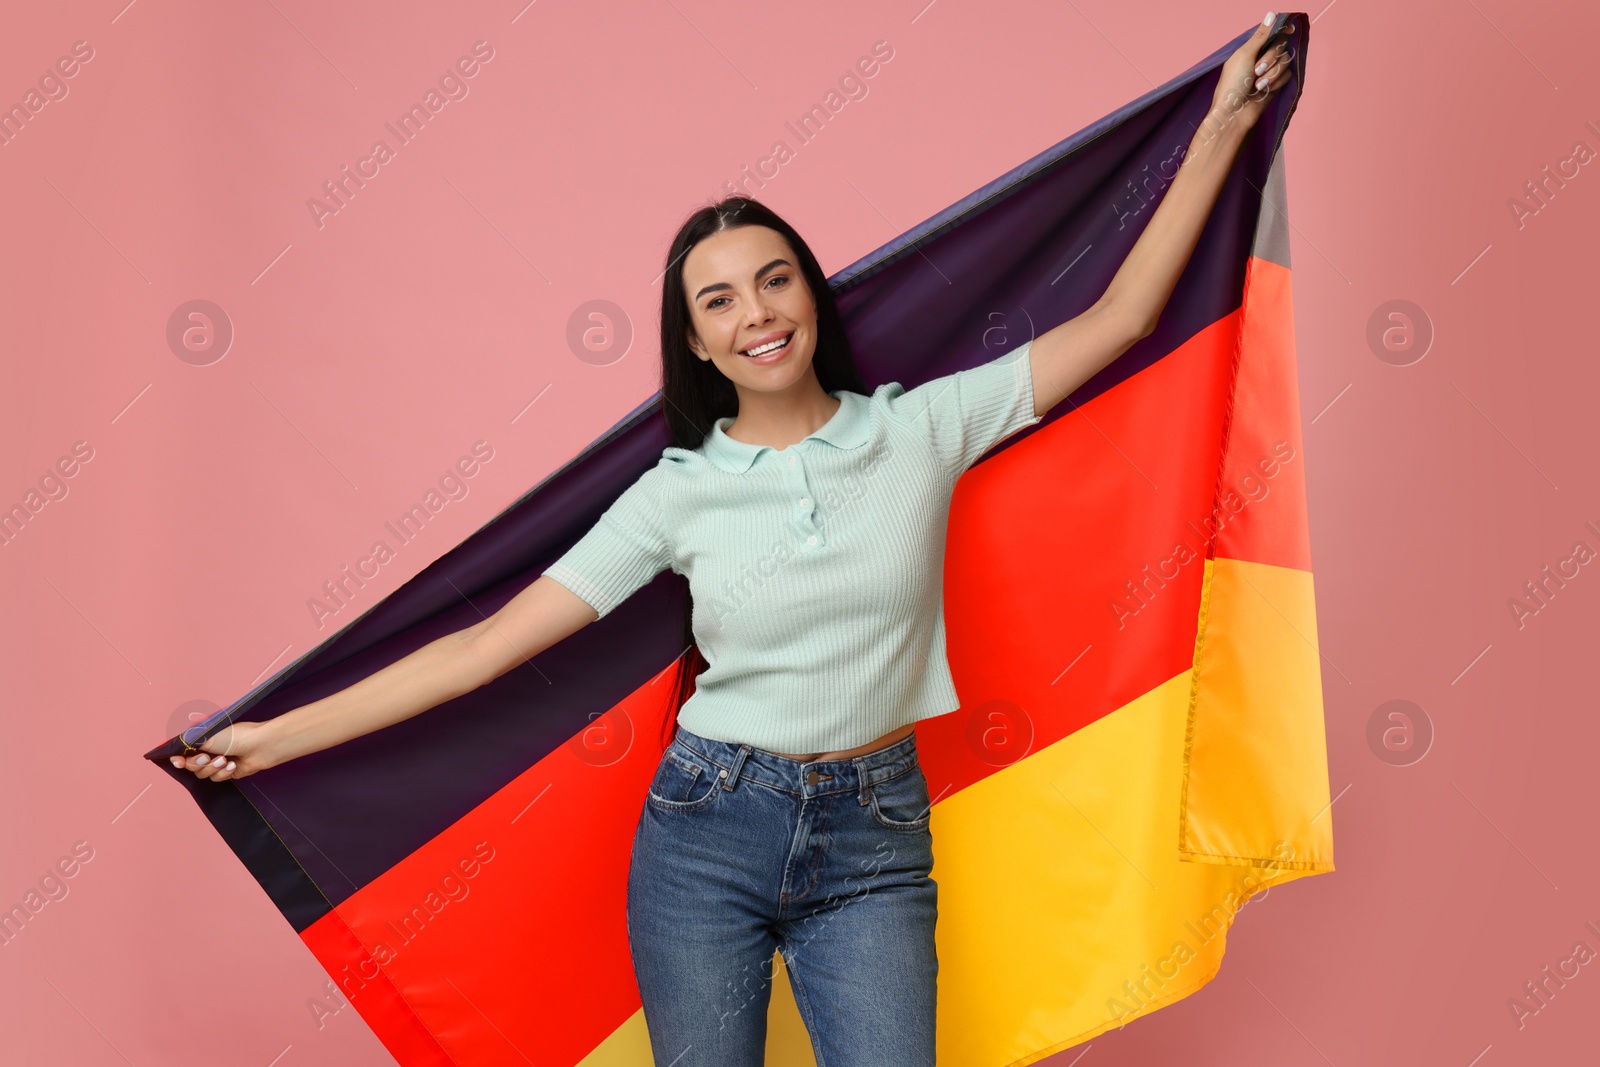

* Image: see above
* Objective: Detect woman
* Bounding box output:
[171,18,1293,1064]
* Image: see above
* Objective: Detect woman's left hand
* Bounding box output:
[1211,15,1296,133]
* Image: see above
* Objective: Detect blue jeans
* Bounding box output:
[627,725,940,1066]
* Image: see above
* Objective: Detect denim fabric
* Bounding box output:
[627,725,939,1066]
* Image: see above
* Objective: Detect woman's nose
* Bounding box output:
[745,300,774,327]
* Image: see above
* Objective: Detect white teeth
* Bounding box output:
[743,334,791,357]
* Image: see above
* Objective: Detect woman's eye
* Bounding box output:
[705,275,786,311]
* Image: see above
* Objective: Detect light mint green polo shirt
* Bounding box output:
[543,339,1041,753]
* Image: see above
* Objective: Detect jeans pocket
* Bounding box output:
[868,763,932,832]
[646,748,722,812]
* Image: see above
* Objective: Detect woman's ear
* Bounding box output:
[686,328,709,361]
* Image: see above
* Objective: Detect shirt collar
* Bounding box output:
[700,390,870,474]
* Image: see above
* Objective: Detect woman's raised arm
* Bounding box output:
[169,575,599,782]
[1026,15,1295,417]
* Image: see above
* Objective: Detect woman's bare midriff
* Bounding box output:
[766,722,917,763]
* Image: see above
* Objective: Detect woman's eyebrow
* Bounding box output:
[693,258,793,302]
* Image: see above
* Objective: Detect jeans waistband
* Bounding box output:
[669,725,921,801]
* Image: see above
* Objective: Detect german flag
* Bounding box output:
[146,13,1331,1065]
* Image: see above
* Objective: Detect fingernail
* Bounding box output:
[226,761,236,770]
[1255,75,1268,90]
[1255,60,1267,74]
[1263,11,1275,25]
[196,755,210,766]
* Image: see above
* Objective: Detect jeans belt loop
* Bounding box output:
[724,744,751,791]
[854,755,871,806]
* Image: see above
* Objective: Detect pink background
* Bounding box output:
[3,0,1597,1063]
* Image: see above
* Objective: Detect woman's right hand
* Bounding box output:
[167,720,279,782]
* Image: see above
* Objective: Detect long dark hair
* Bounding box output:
[655,196,870,750]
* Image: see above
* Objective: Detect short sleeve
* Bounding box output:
[881,339,1042,477]
[542,464,674,619]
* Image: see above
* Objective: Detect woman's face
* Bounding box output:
[682,225,820,396]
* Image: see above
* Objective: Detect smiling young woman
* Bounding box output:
[169,16,1295,1063]
[678,223,925,763]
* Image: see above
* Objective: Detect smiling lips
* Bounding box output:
[740,330,794,362]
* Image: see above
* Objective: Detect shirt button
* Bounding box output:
[807,535,818,545]
[799,496,812,508]
[787,455,797,466]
